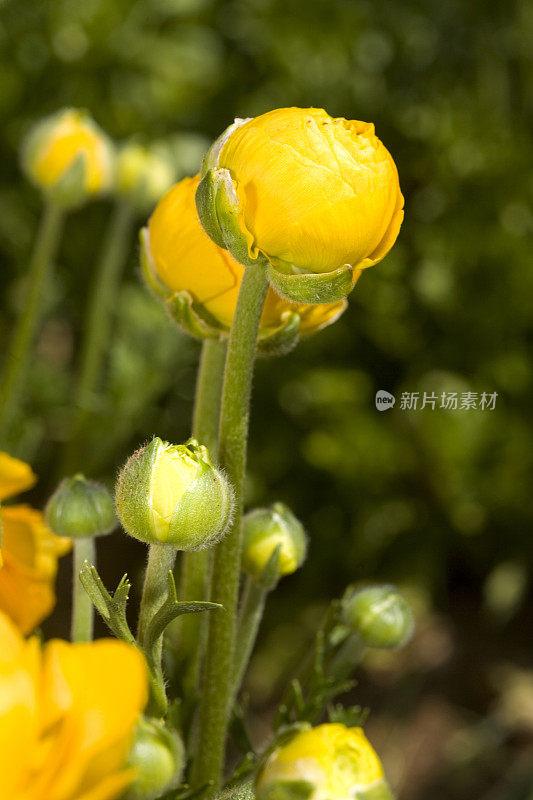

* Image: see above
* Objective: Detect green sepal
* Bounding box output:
[257,311,300,358]
[139,227,171,301]
[256,543,282,591]
[166,290,226,340]
[79,563,136,644]
[115,437,160,544]
[201,117,252,175]
[267,263,356,304]
[213,169,259,268]
[259,782,314,800]
[143,571,222,669]
[195,169,227,248]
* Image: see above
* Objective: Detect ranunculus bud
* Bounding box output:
[45,474,117,539]
[242,502,307,586]
[115,437,234,548]
[256,724,392,800]
[142,175,348,347]
[125,717,184,800]
[196,108,403,304]
[116,141,175,212]
[21,108,115,208]
[342,584,414,650]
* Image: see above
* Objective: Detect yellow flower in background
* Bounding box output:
[0,451,70,634]
[146,175,349,335]
[256,724,392,800]
[203,107,403,276]
[116,141,176,212]
[0,610,148,800]
[22,108,114,205]
[0,451,36,502]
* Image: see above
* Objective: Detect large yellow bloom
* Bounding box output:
[208,107,404,276]
[0,610,148,800]
[0,452,70,634]
[146,175,350,334]
[22,108,114,197]
[256,724,392,800]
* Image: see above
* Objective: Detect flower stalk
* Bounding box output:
[179,337,227,697]
[0,202,64,443]
[191,261,269,793]
[61,200,134,474]
[71,536,96,642]
[233,576,267,696]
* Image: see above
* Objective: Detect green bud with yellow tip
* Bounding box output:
[115,437,234,549]
[342,584,414,650]
[116,141,175,212]
[124,717,184,800]
[45,474,117,539]
[242,502,307,587]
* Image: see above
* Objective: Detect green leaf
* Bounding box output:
[79,563,135,644]
[144,571,222,670]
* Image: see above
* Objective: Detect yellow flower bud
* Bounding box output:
[342,585,414,650]
[256,724,392,800]
[242,502,307,585]
[115,437,234,548]
[144,175,348,343]
[125,717,184,800]
[21,107,115,207]
[197,108,403,302]
[116,142,176,212]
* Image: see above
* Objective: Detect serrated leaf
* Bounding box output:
[79,563,135,644]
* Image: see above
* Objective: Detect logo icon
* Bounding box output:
[375,390,396,411]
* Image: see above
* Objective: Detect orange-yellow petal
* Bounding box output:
[0,452,37,502]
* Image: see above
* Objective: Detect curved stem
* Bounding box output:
[233,576,267,697]
[0,202,64,443]
[71,537,96,642]
[179,338,227,698]
[191,262,269,793]
[60,200,134,475]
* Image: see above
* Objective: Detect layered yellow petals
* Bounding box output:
[0,505,71,635]
[0,451,37,501]
[216,107,404,274]
[24,108,114,196]
[0,611,147,800]
[148,175,347,333]
[256,724,389,800]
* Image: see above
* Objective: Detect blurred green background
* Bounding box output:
[1,0,532,797]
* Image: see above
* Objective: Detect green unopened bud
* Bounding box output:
[342,584,414,650]
[115,437,234,548]
[45,474,117,539]
[116,141,175,212]
[125,717,184,800]
[242,502,307,586]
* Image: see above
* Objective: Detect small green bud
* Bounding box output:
[342,584,414,650]
[115,437,234,548]
[242,502,307,585]
[116,141,175,212]
[45,474,117,539]
[125,717,184,800]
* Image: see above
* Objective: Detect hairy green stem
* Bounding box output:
[191,262,269,793]
[0,202,64,443]
[71,537,96,642]
[60,200,134,474]
[179,338,227,698]
[138,543,177,647]
[233,576,268,697]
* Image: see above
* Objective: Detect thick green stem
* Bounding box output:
[191,262,269,793]
[179,338,227,698]
[0,202,64,443]
[60,200,134,474]
[233,576,267,697]
[71,537,96,642]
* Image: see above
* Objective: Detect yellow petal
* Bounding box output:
[0,451,37,502]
